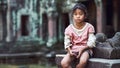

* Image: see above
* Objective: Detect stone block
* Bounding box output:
[93,47,120,59]
[87,58,120,68]
[55,54,120,68]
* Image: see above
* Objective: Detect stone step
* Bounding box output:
[55,54,120,68]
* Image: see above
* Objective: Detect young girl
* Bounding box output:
[61,3,96,68]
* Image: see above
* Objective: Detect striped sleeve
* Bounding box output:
[87,34,96,48]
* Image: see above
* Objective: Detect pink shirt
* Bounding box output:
[64,23,95,52]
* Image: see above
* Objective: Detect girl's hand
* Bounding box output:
[76,47,85,58]
[76,50,82,58]
[76,46,89,58]
[69,50,75,56]
[67,47,75,56]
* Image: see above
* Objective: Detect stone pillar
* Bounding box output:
[58,14,63,42]
[113,0,118,32]
[0,12,3,41]
[94,0,105,33]
[6,0,11,42]
[47,11,58,47]
[0,1,7,41]
[46,0,58,47]
[38,0,47,43]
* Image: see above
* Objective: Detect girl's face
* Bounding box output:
[73,9,85,24]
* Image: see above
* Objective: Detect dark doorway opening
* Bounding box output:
[21,15,29,36]
[62,13,69,29]
[106,0,113,25]
[105,0,115,38]
[42,13,48,41]
[59,13,69,41]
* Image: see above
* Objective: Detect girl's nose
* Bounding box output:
[76,15,80,17]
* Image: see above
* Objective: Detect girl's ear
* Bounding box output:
[84,16,89,22]
[85,16,87,19]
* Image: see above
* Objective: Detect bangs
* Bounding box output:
[71,3,87,16]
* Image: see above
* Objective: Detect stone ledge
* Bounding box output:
[55,54,120,68]
[88,58,120,68]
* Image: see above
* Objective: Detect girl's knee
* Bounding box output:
[76,60,87,68]
[61,60,64,66]
[80,59,88,65]
[61,54,72,68]
[61,60,69,68]
[80,52,89,65]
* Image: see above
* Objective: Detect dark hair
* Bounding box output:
[71,3,88,17]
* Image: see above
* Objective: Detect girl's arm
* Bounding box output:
[87,33,96,48]
[64,34,72,50]
[66,47,75,56]
[64,34,75,56]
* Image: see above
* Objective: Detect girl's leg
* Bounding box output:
[61,53,74,68]
[76,51,89,68]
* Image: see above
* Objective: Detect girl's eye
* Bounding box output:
[74,13,77,15]
[73,13,83,16]
[79,13,83,15]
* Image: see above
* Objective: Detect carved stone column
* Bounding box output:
[47,13,58,47]
[38,0,46,43]
[46,0,58,47]
[0,1,7,41]
[6,0,11,42]
[94,0,105,33]
[0,12,3,41]
[113,0,118,32]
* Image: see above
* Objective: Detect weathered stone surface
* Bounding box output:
[106,32,120,47]
[94,32,120,59]
[93,44,120,59]
[55,54,120,68]
[93,43,120,59]
[55,54,64,68]
[87,58,120,68]
[95,33,107,43]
